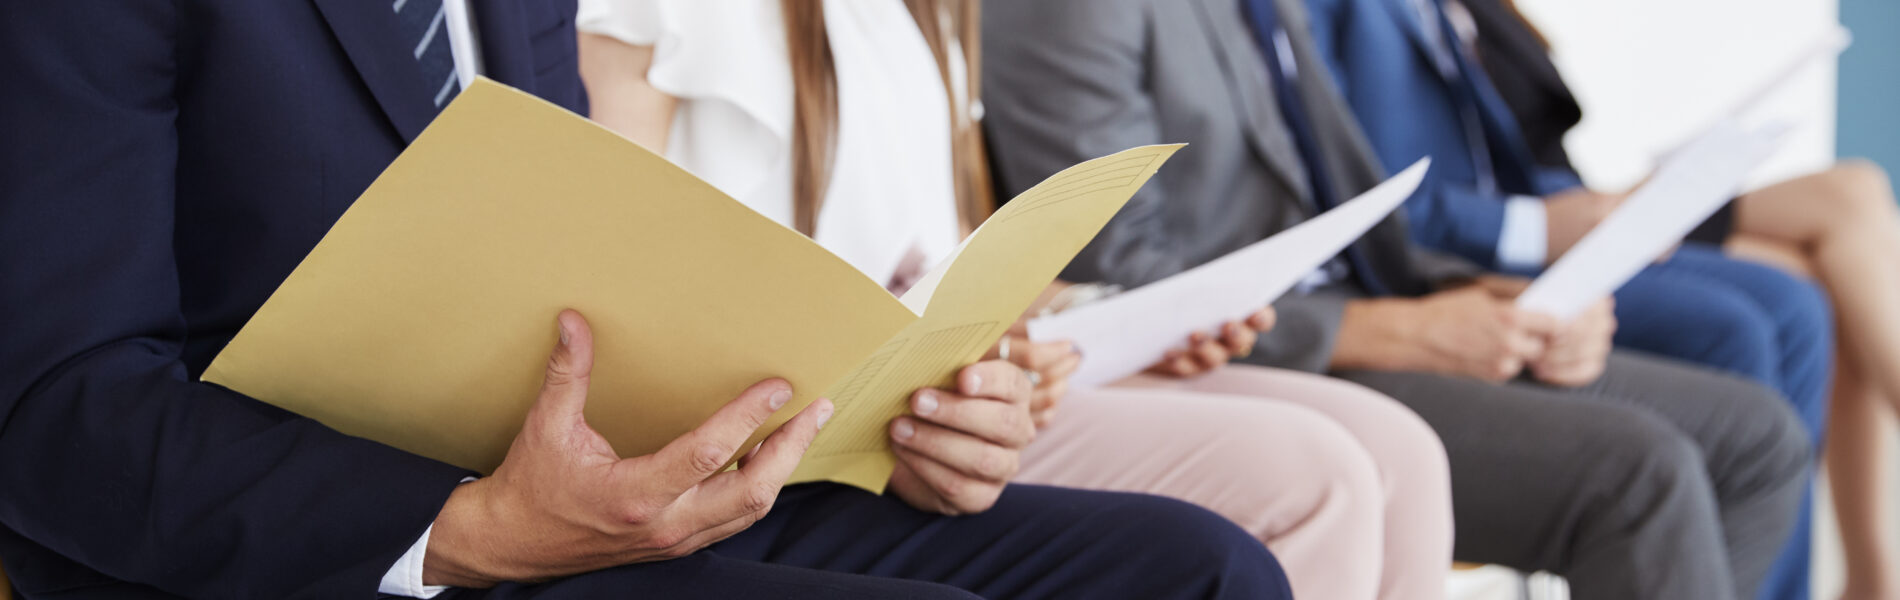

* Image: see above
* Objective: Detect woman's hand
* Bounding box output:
[886,361,1038,515]
[987,330,1080,429]
[1145,307,1276,378]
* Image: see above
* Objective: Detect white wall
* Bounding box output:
[1512,0,1840,191]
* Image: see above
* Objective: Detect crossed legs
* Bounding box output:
[1728,160,1900,599]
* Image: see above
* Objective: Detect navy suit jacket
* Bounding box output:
[1301,0,1583,269]
[0,1,584,597]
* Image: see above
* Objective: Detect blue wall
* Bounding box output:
[1838,0,1900,191]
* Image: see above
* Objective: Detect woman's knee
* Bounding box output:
[1823,159,1897,219]
[1231,407,1386,526]
[1308,380,1451,497]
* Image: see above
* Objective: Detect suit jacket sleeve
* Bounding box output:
[1534,164,1586,195]
[1407,181,1508,269]
[0,3,473,597]
[983,0,1198,288]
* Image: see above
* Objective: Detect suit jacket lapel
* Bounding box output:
[1278,0,1436,296]
[1191,0,1313,207]
[1376,0,1452,83]
[312,0,438,143]
[469,0,533,91]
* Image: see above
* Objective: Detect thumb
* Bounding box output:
[534,309,595,428]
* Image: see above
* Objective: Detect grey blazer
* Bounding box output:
[984,0,1479,372]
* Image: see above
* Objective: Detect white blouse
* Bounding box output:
[578,0,964,288]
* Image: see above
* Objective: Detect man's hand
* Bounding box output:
[887,361,1038,515]
[1529,297,1616,387]
[1465,274,1532,299]
[988,333,1080,429]
[423,310,831,587]
[1334,288,1549,382]
[1146,307,1277,378]
[1544,187,1627,263]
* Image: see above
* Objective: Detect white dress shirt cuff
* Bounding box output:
[1497,195,1549,272]
[380,477,478,598]
[380,525,450,598]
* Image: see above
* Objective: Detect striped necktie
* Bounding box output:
[393,0,461,110]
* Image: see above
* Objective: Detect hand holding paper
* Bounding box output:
[1518,121,1790,320]
[202,79,1180,493]
[1027,159,1430,389]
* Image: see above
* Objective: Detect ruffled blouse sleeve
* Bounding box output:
[575,0,793,211]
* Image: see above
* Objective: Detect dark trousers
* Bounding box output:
[1613,243,1834,600]
[1335,351,1810,600]
[446,484,1291,600]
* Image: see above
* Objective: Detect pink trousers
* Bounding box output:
[1014,365,1454,600]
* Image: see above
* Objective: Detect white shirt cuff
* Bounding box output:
[1497,195,1549,271]
[380,477,478,598]
[380,525,450,598]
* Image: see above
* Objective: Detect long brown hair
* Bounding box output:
[780,0,995,237]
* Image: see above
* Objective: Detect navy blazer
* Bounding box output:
[1301,0,1583,269]
[0,1,584,597]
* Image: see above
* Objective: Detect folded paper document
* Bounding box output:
[202,79,1179,493]
[1027,159,1429,389]
[1518,120,1789,320]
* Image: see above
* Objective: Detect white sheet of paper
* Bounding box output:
[1722,26,1851,122]
[1659,26,1849,162]
[1027,159,1430,389]
[1518,121,1790,320]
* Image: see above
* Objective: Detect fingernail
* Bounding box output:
[969,374,982,394]
[893,418,915,441]
[769,388,793,410]
[915,391,938,416]
[816,401,834,429]
[557,316,570,346]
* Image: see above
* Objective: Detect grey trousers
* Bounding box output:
[1331,351,1809,600]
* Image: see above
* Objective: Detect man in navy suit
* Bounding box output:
[1296,0,1830,595]
[0,2,1291,598]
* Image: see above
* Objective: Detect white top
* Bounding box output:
[578,0,965,287]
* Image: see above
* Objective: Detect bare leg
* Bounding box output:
[1728,160,1900,598]
[1829,349,1900,599]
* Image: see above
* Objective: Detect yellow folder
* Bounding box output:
[202,79,1179,492]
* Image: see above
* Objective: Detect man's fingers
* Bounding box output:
[1248,307,1277,332]
[734,398,830,483]
[1507,330,1546,361]
[959,360,1033,406]
[633,512,757,565]
[534,310,595,428]
[648,378,796,495]
[891,417,1021,482]
[908,390,1035,448]
[683,398,831,530]
[892,445,1002,514]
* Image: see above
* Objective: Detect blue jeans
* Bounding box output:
[1612,243,1833,600]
